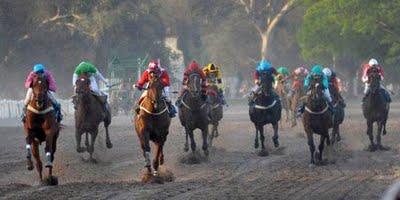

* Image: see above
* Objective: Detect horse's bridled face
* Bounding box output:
[76,77,91,94]
[148,72,163,104]
[188,74,201,96]
[33,75,48,108]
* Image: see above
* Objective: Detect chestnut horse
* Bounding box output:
[74,74,112,161]
[206,85,223,146]
[134,73,171,176]
[249,71,282,156]
[24,73,59,185]
[329,81,345,144]
[302,76,332,166]
[290,78,307,127]
[178,72,209,157]
[362,67,389,151]
[275,77,290,125]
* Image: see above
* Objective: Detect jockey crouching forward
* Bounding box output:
[362,58,391,103]
[298,65,334,115]
[72,61,111,114]
[23,64,62,122]
[248,59,279,106]
[176,60,208,106]
[134,60,176,118]
[203,63,227,105]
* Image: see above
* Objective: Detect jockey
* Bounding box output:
[248,59,278,105]
[176,60,208,107]
[134,60,176,118]
[23,64,62,122]
[72,61,111,112]
[298,65,334,114]
[274,66,290,89]
[362,58,391,102]
[287,66,309,98]
[202,63,226,105]
[323,67,346,106]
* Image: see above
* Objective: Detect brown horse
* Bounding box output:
[249,71,282,156]
[275,77,290,125]
[289,80,306,127]
[302,76,332,166]
[329,81,345,144]
[362,67,389,151]
[206,85,223,146]
[74,74,112,161]
[24,73,59,185]
[134,73,171,177]
[178,72,209,157]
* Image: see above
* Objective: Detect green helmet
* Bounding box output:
[311,65,323,75]
[75,61,97,76]
[277,67,289,76]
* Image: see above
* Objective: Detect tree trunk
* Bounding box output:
[260,33,268,60]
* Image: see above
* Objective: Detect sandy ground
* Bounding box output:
[1,101,400,200]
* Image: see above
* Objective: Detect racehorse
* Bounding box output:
[249,71,282,156]
[178,72,209,157]
[24,73,59,185]
[74,74,112,161]
[206,85,223,146]
[275,77,290,125]
[328,82,345,143]
[302,76,332,166]
[362,67,389,151]
[134,72,171,177]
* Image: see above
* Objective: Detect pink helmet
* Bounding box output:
[148,60,160,72]
[294,66,308,75]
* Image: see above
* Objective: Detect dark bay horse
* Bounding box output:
[206,85,223,146]
[74,74,112,160]
[134,73,171,177]
[249,71,282,156]
[302,76,332,166]
[362,67,389,151]
[24,73,59,185]
[329,82,345,143]
[178,72,209,157]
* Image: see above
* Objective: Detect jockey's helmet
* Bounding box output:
[322,68,332,77]
[148,60,160,73]
[33,64,45,73]
[368,58,378,67]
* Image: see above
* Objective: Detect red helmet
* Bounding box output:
[148,60,160,72]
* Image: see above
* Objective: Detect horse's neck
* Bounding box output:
[184,93,204,106]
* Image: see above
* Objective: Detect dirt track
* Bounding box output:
[1,101,400,200]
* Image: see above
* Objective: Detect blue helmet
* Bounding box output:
[257,59,271,72]
[33,64,45,73]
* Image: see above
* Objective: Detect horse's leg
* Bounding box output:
[318,135,326,162]
[85,132,89,150]
[214,122,219,137]
[201,127,209,156]
[258,125,268,156]
[139,132,152,174]
[272,122,279,148]
[184,128,189,152]
[153,143,161,176]
[306,131,316,165]
[188,129,196,153]
[31,140,42,181]
[376,121,389,150]
[24,128,34,170]
[88,128,98,160]
[366,120,376,151]
[44,130,55,168]
[75,129,85,153]
[254,125,259,149]
[105,123,113,149]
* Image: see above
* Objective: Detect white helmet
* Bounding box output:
[322,67,332,77]
[369,58,378,66]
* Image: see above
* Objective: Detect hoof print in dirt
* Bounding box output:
[141,173,164,184]
[271,146,286,155]
[257,150,269,157]
[180,151,207,165]
[42,176,58,186]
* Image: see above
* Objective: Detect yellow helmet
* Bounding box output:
[206,63,219,73]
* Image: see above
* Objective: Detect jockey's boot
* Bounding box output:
[296,103,305,117]
[175,96,182,107]
[21,105,27,122]
[328,101,335,114]
[382,88,392,103]
[72,95,78,110]
[248,92,256,106]
[52,102,63,122]
[166,100,177,118]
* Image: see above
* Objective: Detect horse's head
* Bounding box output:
[310,74,324,101]
[259,71,274,96]
[368,67,381,94]
[32,73,49,109]
[75,73,91,95]
[187,73,202,97]
[147,71,164,109]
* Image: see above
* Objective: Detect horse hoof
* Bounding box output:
[106,142,113,149]
[337,135,341,142]
[309,163,316,168]
[273,138,280,148]
[204,149,209,157]
[257,150,269,157]
[184,146,189,152]
[44,176,58,186]
[45,162,53,168]
[367,145,377,152]
[26,160,34,171]
[254,142,259,149]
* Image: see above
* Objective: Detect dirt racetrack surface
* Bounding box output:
[1,101,400,200]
